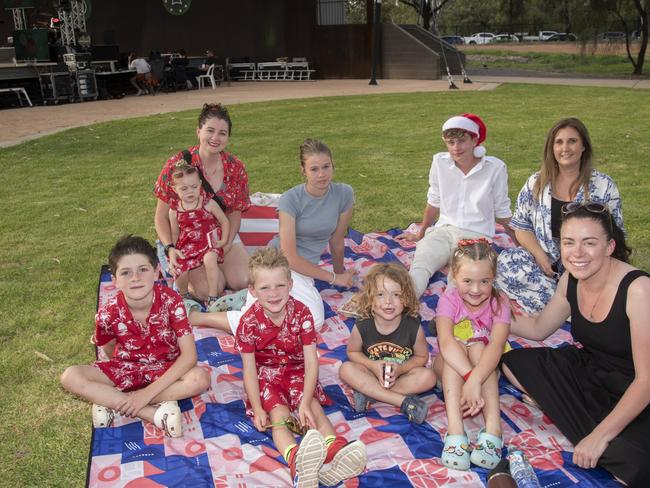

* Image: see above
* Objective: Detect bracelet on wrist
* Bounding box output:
[328,271,336,285]
[462,370,472,382]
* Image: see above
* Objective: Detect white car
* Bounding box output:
[539,30,558,41]
[465,32,496,45]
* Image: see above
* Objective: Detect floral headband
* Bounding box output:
[457,237,491,248]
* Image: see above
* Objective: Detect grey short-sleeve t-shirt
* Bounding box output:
[269,182,354,264]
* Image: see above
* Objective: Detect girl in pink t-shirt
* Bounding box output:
[433,238,511,471]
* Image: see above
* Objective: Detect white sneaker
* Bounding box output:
[153,400,182,438]
[92,404,115,428]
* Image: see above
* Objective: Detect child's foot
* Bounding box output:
[288,429,327,488]
[441,433,472,470]
[318,438,367,486]
[207,288,247,313]
[153,401,182,438]
[470,429,502,469]
[92,404,115,428]
[400,394,429,424]
[352,390,373,413]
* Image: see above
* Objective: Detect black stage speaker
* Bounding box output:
[3,0,36,7]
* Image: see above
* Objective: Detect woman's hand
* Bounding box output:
[252,407,268,432]
[117,389,155,418]
[298,399,316,429]
[332,270,357,288]
[533,251,556,278]
[167,247,185,276]
[221,242,232,256]
[460,377,484,417]
[573,430,609,469]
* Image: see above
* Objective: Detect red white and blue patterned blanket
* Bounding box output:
[87,198,619,487]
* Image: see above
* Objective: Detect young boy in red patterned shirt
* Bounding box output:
[61,235,210,437]
[236,247,366,487]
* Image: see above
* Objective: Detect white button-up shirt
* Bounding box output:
[427,152,512,237]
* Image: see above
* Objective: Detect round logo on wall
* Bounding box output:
[162,0,191,16]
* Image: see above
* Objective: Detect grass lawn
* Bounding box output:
[1,83,649,486]
[464,48,648,77]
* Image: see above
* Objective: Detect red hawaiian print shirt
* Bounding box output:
[154,146,251,213]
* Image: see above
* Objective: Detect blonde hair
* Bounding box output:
[534,117,593,201]
[355,263,420,319]
[248,247,291,286]
[451,239,502,315]
[299,138,332,167]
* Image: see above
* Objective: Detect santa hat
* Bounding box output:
[442,113,487,158]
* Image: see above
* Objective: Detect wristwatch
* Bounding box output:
[164,243,175,256]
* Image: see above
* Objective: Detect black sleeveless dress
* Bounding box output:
[502,270,650,487]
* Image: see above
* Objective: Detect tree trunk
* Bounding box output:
[633,0,648,75]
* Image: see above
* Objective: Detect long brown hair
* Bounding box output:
[534,117,593,201]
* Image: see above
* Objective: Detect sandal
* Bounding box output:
[470,429,503,469]
[400,394,429,424]
[352,390,374,413]
[153,401,182,438]
[207,288,248,313]
[183,297,202,315]
[441,433,472,470]
[92,404,115,428]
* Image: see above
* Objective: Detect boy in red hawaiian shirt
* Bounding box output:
[236,247,366,487]
[61,235,210,437]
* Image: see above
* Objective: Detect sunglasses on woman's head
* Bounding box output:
[561,201,608,216]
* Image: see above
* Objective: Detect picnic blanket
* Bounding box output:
[87,201,619,487]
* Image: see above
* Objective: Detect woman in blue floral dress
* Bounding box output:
[496,118,624,314]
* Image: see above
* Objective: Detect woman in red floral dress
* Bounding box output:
[154,103,251,301]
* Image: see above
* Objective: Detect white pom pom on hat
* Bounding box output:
[442,113,487,158]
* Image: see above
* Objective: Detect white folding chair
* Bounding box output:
[196,64,217,89]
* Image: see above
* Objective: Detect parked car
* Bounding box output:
[464,32,496,45]
[545,33,577,42]
[538,30,558,41]
[441,35,465,45]
[600,31,625,41]
[491,34,520,43]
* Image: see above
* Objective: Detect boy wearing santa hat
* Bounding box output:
[398,113,517,297]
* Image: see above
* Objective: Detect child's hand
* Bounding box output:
[372,361,386,385]
[214,239,227,249]
[395,230,422,242]
[168,247,185,273]
[252,408,268,432]
[221,242,232,255]
[460,377,484,417]
[117,389,155,418]
[333,269,357,288]
[383,362,402,389]
[298,400,316,429]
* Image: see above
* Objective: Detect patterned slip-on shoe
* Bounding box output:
[207,288,247,313]
[318,440,367,486]
[400,394,429,424]
[153,401,182,438]
[292,429,327,488]
[92,404,115,428]
[441,433,472,471]
[470,429,502,469]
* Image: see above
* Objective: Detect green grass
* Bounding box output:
[1,84,650,486]
[464,48,647,77]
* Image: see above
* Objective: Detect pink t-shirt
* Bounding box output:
[436,287,510,343]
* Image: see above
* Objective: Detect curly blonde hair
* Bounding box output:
[248,247,291,286]
[354,263,420,319]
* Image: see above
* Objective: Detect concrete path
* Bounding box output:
[1,76,647,148]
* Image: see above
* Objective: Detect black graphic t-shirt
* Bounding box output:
[357,315,421,363]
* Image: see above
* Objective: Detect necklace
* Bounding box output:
[585,258,612,320]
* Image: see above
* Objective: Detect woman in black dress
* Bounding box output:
[502,202,650,487]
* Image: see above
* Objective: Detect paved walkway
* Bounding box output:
[1,76,647,148]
